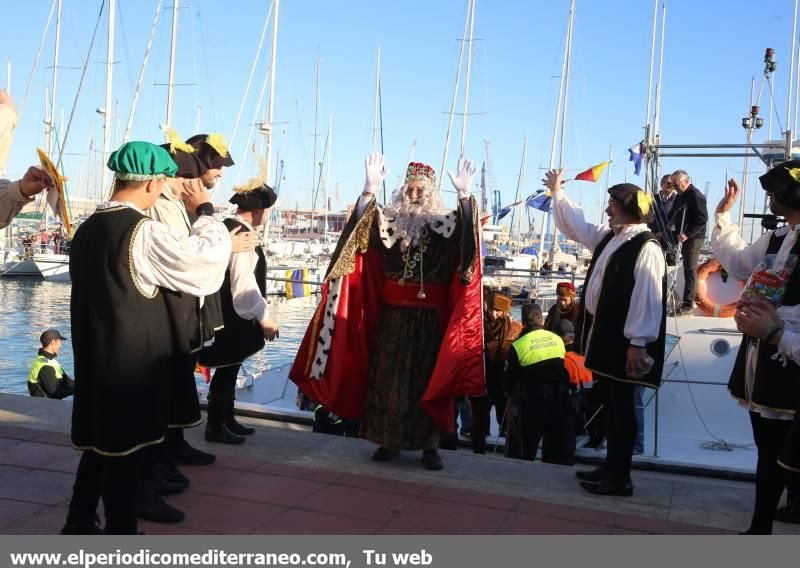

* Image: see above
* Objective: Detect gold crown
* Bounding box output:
[405,162,436,184]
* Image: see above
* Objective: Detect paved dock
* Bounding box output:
[0,393,797,535]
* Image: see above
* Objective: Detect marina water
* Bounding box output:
[0,278,320,396]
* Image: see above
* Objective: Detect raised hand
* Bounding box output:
[447,157,477,198]
[19,166,54,198]
[542,168,565,193]
[363,153,387,195]
[715,178,740,215]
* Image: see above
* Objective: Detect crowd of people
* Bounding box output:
[2,78,800,535]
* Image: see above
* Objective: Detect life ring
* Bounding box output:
[695,258,741,318]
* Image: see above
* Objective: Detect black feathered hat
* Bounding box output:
[759,159,800,210]
[229,184,277,211]
[186,133,235,169]
[607,183,655,223]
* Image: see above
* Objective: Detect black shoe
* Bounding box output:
[136,484,185,523]
[154,461,189,494]
[371,446,400,462]
[226,417,256,436]
[422,449,444,471]
[60,511,104,535]
[775,506,800,524]
[170,440,216,466]
[739,526,771,535]
[575,467,606,483]
[205,424,245,445]
[580,478,633,497]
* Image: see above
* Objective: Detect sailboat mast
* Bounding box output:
[788,0,798,133]
[325,113,332,243]
[538,0,573,261]
[549,0,575,259]
[102,0,116,198]
[371,47,381,154]
[507,137,527,247]
[740,76,755,232]
[438,0,472,191]
[310,59,320,231]
[644,0,659,138]
[165,0,179,130]
[47,0,62,156]
[459,0,476,155]
[265,0,280,183]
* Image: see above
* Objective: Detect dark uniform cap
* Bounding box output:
[40,329,67,345]
[607,183,655,224]
[229,184,278,211]
[552,319,575,338]
[759,159,800,210]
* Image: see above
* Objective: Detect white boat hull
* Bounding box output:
[1,257,41,277]
[33,254,71,282]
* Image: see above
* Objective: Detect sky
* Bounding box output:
[2,0,799,237]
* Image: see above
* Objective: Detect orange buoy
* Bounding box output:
[695,258,742,318]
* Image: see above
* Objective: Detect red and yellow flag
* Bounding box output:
[575,161,611,182]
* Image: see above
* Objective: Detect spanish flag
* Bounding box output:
[575,160,611,182]
[286,268,311,299]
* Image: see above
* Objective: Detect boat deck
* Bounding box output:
[0,393,797,535]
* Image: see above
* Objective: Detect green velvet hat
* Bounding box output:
[107,141,178,181]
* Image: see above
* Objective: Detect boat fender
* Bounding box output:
[695,258,740,318]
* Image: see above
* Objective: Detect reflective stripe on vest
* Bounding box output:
[512,329,566,367]
[27,355,64,384]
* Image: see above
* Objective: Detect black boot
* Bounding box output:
[136,481,185,523]
[60,510,104,535]
[205,396,244,445]
[225,399,255,436]
[154,460,189,494]
[422,448,444,471]
[167,430,216,466]
[575,466,607,482]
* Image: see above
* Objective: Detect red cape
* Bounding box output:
[289,205,485,432]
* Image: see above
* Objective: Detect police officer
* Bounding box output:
[504,304,575,465]
[28,329,74,399]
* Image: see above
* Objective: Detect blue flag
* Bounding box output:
[496,200,522,220]
[526,190,552,212]
[628,141,644,176]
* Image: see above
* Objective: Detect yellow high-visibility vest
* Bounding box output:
[512,329,566,367]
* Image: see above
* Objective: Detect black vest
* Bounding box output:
[575,231,667,388]
[69,207,199,455]
[199,218,266,367]
[728,229,800,414]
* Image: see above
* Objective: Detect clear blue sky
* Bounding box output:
[2,0,798,236]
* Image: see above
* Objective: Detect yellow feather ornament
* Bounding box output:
[786,166,800,183]
[233,145,268,194]
[636,191,654,217]
[205,133,230,158]
[166,128,196,154]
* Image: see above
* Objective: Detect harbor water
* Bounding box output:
[0,278,320,395]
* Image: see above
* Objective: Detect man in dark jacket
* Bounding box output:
[28,329,74,399]
[670,170,708,315]
[648,175,680,264]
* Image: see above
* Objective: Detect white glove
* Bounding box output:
[448,157,477,199]
[363,153,387,195]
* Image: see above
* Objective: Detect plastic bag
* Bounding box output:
[739,253,798,306]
